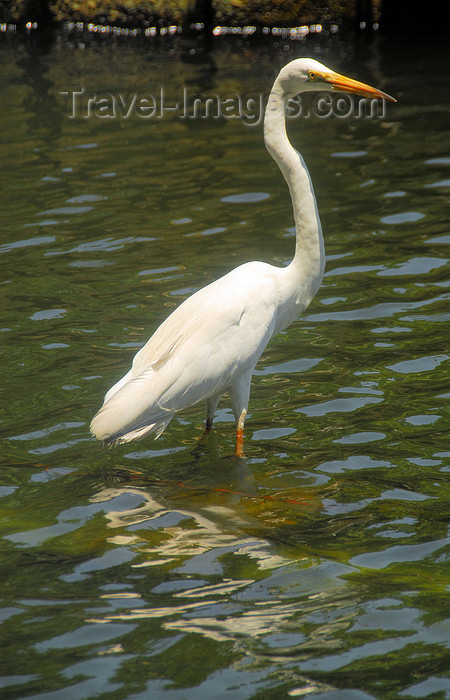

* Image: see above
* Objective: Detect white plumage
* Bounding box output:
[91,58,395,455]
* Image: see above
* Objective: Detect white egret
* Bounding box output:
[91,58,395,456]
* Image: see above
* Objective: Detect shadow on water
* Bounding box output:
[97,430,324,551]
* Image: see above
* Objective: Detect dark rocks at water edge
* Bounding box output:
[0,0,362,30]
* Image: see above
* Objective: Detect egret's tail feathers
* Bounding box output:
[91,410,173,446]
[95,417,171,446]
[90,372,174,446]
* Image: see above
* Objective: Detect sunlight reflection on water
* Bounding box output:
[0,35,449,700]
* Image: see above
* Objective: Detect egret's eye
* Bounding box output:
[308,70,317,80]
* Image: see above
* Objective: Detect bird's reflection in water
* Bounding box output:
[93,432,322,575]
[87,446,351,669]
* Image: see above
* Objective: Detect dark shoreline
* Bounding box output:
[0,0,363,34]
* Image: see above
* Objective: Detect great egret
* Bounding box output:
[91,58,395,456]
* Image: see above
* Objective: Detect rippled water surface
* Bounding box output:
[0,34,449,699]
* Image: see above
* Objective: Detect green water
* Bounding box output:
[0,33,449,699]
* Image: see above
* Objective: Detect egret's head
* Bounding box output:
[277,58,396,102]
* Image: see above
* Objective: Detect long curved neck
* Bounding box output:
[264,82,325,279]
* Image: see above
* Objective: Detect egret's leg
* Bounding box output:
[230,372,252,458]
[205,394,221,431]
[235,408,247,458]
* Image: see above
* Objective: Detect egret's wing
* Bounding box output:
[91,262,279,443]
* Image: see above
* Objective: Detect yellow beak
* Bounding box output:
[325,71,396,102]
